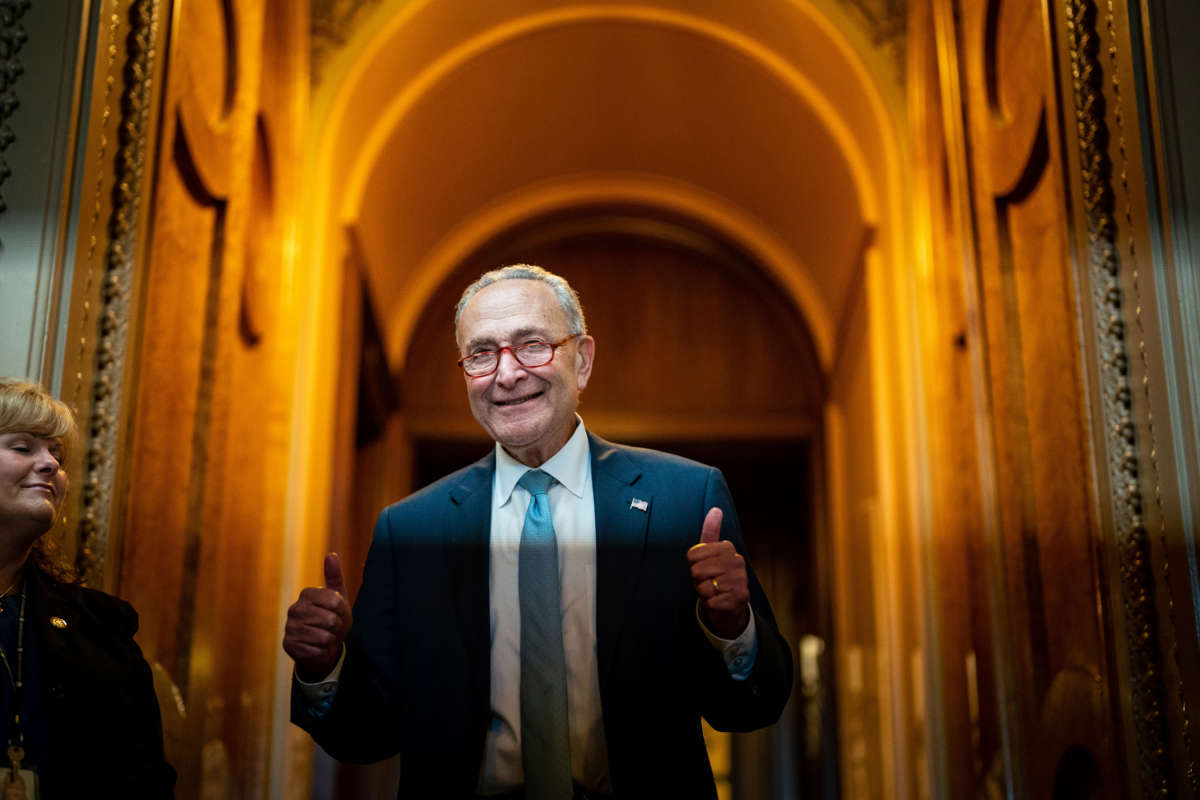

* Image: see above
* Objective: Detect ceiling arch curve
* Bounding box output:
[377,172,836,371]
[310,0,904,378]
[339,5,880,224]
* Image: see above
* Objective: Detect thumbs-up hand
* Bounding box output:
[283,553,354,682]
[323,552,346,596]
[687,508,751,639]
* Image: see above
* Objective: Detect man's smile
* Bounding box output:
[493,390,545,407]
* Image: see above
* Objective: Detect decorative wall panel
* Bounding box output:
[920,0,1131,792]
[90,0,310,796]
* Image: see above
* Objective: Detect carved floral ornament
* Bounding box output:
[1063,0,1192,792]
[79,0,163,580]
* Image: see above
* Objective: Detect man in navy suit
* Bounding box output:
[283,265,792,799]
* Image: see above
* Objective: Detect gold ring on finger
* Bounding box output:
[712,577,720,593]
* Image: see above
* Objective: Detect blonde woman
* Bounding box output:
[0,379,174,798]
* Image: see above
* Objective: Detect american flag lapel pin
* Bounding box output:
[630,498,649,512]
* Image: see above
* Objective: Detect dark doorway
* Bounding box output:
[399,206,839,797]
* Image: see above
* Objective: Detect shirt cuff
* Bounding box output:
[294,647,345,714]
[695,601,758,681]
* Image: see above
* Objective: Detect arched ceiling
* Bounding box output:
[311,2,905,373]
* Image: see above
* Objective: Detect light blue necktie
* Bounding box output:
[517,469,573,800]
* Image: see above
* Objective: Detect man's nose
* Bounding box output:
[493,348,527,385]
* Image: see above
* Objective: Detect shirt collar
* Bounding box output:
[494,415,590,506]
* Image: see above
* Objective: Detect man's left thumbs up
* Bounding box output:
[687,507,750,639]
[698,507,723,545]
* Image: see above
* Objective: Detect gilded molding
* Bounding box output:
[1100,0,1199,787]
[0,0,30,218]
[1063,0,1172,793]
[78,0,162,581]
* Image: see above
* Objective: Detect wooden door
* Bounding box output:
[913,0,1199,792]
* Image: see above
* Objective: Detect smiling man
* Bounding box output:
[457,275,593,468]
[284,265,793,799]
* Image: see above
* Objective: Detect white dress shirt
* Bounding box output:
[479,419,608,794]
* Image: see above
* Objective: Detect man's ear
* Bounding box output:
[575,335,596,391]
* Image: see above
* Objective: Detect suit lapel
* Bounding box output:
[447,452,495,714]
[589,433,650,690]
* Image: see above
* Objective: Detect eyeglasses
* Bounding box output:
[457,334,579,377]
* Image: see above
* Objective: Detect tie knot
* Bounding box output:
[518,469,554,496]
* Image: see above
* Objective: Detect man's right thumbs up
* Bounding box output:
[283,553,354,682]
[324,552,346,597]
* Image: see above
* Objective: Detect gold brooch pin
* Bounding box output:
[50,617,67,629]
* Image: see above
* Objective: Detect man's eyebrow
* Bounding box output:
[509,327,550,341]
[463,336,497,353]
[464,328,551,352]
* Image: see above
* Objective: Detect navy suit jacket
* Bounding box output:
[294,433,792,798]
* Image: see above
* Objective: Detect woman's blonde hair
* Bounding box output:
[0,379,80,582]
[0,379,78,451]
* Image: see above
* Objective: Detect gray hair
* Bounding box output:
[455,264,587,347]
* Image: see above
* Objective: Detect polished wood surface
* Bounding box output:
[917,0,1127,792]
[911,4,1001,794]
[112,0,308,795]
[827,278,887,798]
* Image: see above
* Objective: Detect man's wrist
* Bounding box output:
[696,603,758,680]
[295,646,346,686]
[701,607,750,640]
